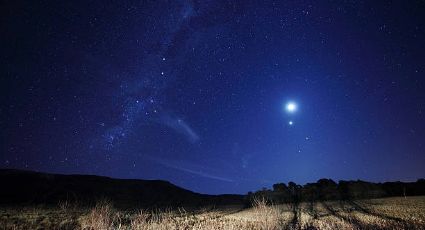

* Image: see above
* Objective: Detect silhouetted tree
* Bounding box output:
[287,182,301,210]
[272,183,288,203]
[273,183,288,192]
[316,179,338,200]
[338,180,350,200]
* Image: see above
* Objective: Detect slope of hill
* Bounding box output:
[0,169,245,208]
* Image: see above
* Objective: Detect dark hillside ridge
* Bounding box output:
[0,169,245,208]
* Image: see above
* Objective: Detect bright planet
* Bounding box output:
[286,102,297,113]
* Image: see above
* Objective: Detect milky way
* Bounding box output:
[2,0,425,194]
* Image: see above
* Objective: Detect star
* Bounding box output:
[289,121,293,125]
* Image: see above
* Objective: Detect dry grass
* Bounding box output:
[0,205,82,229]
[2,196,425,229]
[80,200,116,229]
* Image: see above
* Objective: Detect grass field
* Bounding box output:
[1,196,425,229]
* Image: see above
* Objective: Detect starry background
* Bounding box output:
[1,0,425,194]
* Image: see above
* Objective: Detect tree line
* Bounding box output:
[248,178,425,203]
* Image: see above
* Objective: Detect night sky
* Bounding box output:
[1,1,425,194]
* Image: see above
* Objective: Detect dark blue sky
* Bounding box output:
[1,0,425,194]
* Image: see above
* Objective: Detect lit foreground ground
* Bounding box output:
[1,196,425,229]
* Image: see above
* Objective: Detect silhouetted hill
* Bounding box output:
[0,169,245,209]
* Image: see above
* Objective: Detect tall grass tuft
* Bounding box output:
[81,200,115,230]
[251,197,282,230]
